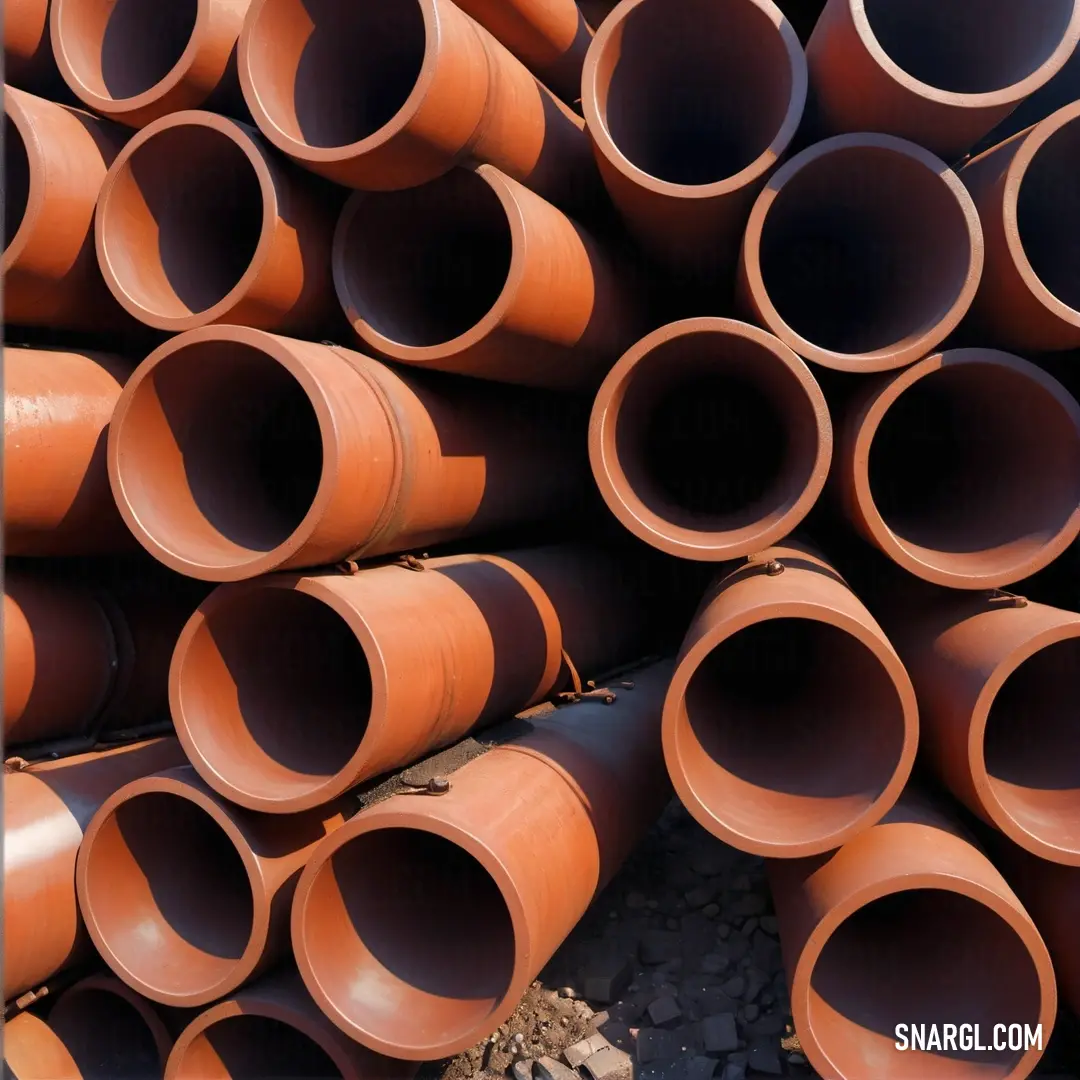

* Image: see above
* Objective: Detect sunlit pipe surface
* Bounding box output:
[5,0,63,94]
[292,661,674,1059]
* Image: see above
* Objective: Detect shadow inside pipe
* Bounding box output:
[48,987,163,1080]
[179,1015,338,1080]
[97,0,199,100]
[809,888,1042,1078]
[3,114,30,249]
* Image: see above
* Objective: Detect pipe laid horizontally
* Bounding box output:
[50,0,251,128]
[108,326,586,581]
[238,0,596,210]
[5,0,64,95]
[589,318,831,561]
[805,0,1080,161]
[663,541,917,857]
[960,101,1080,352]
[75,765,348,1007]
[3,738,187,1002]
[837,348,1080,588]
[769,794,1057,1080]
[291,661,673,1059]
[739,133,983,372]
[95,110,339,334]
[333,164,641,388]
[171,545,651,813]
[582,0,806,273]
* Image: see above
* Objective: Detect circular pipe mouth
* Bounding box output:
[666,613,914,855]
[52,0,200,110]
[854,352,1080,588]
[173,583,374,811]
[96,114,272,329]
[590,319,831,561]
[583,0,806,192]
[334,169,514,357]
[78,781,263,1005]
[857,0,1079,99]
[109,331,329,580]
[296,823,520,1058]
[240,0,428,156]
[802,887,1047,1079]
[3,113,32,259]
[743,135,982,371]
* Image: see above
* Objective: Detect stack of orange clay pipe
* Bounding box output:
[3,1,1080,1078]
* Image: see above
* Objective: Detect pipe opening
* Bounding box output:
[863,0,1075,96]
[679,618,906,848]
[302,828,515,1048]
[116,340,324,568]
[1017,117,1080,312]
[81,791,255,994]
[337,170,513,347]
[48,987,163,1080]
[597,0,796,185]
[59,0,199,101]
[759,146,973,356]
[867,361,1080,580]
[3,115,30,251]
[104,124,265,319]
[178,588,372,804]
[244,0,426,149]
[984,636,1080,853]
[809,888,1043,1078]
[171,1015,339,1080]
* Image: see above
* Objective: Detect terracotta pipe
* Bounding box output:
[3,738,187,1002]
[453,0,591,107]
[238,0,596,211]
[333,164,640,388]
[805,0,1080,162]
[837,348,1080,589]
[292,660,673,1059]
[165,970,416,1080]
[581,0,806,274]
[589,318,831,561]
[5,0,63,94]
[663,541,917,858]
[171,545,650,813]
[960,102,1080,352]
[108,326,585,581]
[3,1012,85,1080]
[95,110,338,335]
[3,87,129,332]
[4,347,133,556]
[738,133,984,372]
[75,764,348,1007]
[768,794,1057,1080]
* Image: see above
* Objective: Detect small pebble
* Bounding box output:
[512,1061,535,1080]
[717,923,731,939]
[760,916,779,935]
[744,1004,760,1022]
[742,918,758,936]
[514,1033,526,1045]
[702,903,720,918]
[788,1053,809,1067]
[646,899,659,910]
[558,987,577,999]
[733,874,751,891]
[666,918,679,931]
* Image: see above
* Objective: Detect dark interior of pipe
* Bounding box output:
[120,341,324,563]
[175,1016,339,1080]
[984,636,1080,851]
[863,0,1074,96]
[48,988,163,1080]
[181,588,372,802]
[809,888,1042,1078]
[758,146,973,355]
[106,125,264,317]
[338,169,513,346]
[246,0,426,148]
[682,618,907,846]
[1017,117,1080,312]
[302,828,515,1046]
[601,0,796,184]
[82,792,254,990]
[867,361,1080,575]
[3,116,30,250]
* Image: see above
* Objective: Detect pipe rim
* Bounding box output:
[95,111,278,332]
[108,326,349,582]
[588,318,832,560]
[847,349,1080,588]
[292,808,532,1059]
[171,574,391,813]
[2,87,51,274]
[581,0,807,198]
[741,132,984,371]
[664,597,918,856]
[75,772,272,1007]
